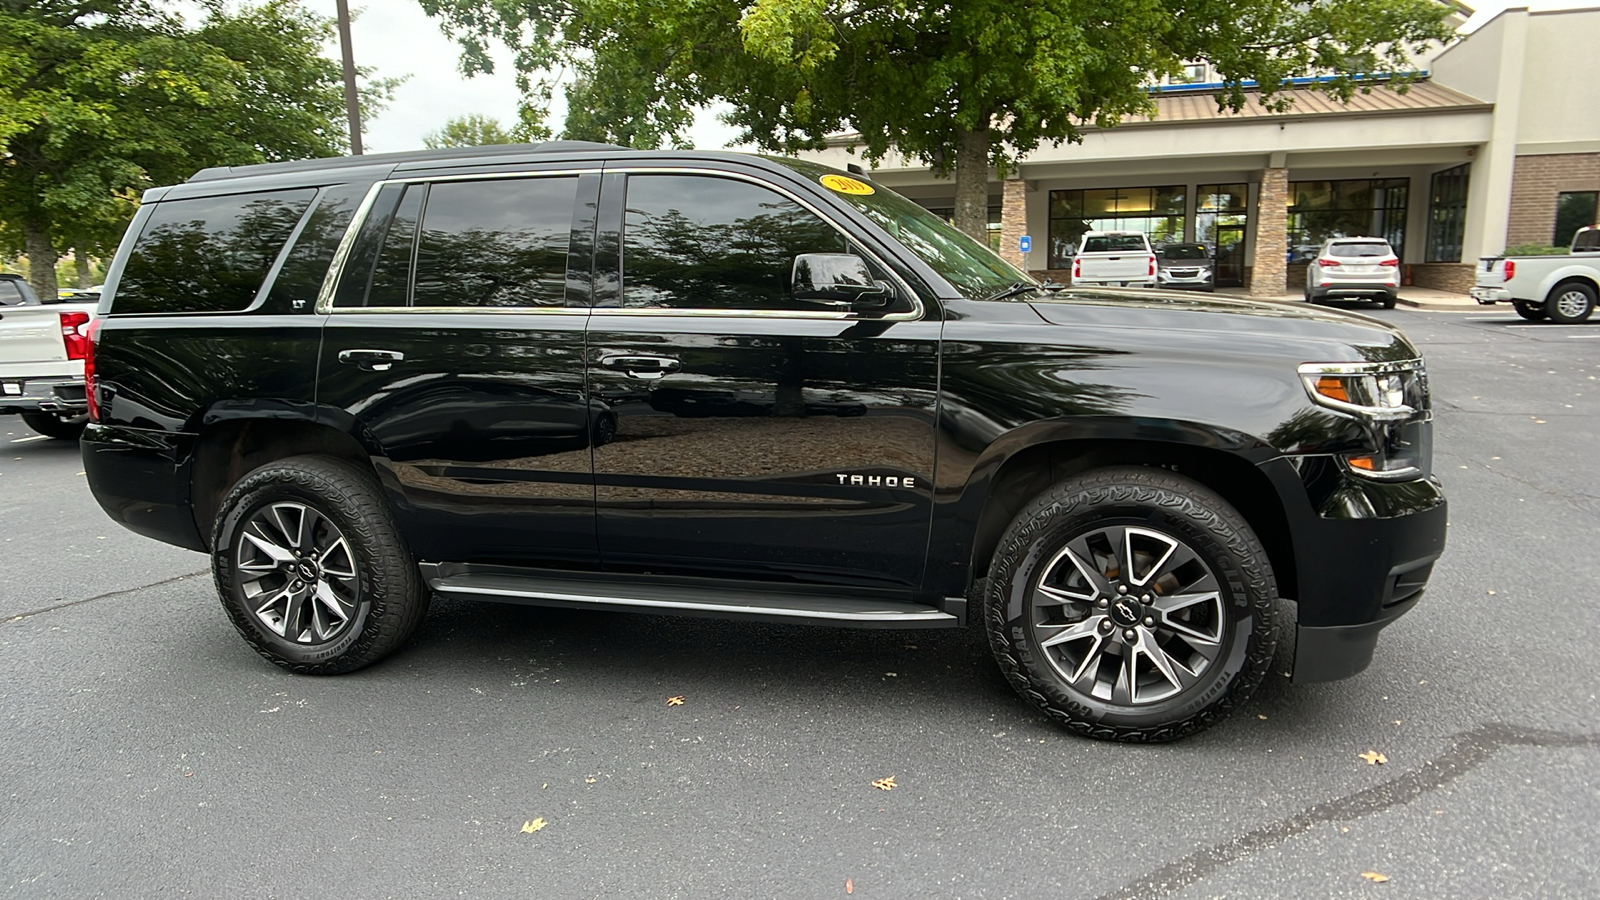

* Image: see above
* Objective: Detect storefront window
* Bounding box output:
[1554,191,1598,247]
[1195,184,1248,287]
[1048,186,1185,268]
[1426,165,1469,263]
[1288,179,1409,262]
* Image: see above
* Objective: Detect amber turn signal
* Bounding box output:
[1314,376,1350,403]
[1347,455,1378,471]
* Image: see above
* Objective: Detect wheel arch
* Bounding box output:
[190,415,374,550]
[949,431,1298,607]
[1539,270,1599,303]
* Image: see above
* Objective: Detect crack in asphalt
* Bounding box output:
[1094,723,1600,900]
[2,570,210,624]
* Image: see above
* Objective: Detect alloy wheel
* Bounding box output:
[235,501,361,644]
[1030,524,1225,705]
[1554,289,1591,320]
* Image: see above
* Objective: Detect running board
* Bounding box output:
[420,563,961,629]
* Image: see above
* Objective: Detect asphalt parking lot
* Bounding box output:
[3,306,1597,899]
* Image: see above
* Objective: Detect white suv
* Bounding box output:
[1304,237,1399,308]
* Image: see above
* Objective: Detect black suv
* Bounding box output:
[82,143,1446,741]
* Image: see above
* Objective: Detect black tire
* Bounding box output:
[20,410,87,440]
[1513,300,1548,322]
[1380,292,1397,310]
[211,455,429,674]
[984,467,1277,742]
[1545,282,1596,324]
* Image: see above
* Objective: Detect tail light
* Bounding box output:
[1148,255,1156,276]
[60,311,91,360]
[1073,258,1081,281]
[84,318,102,423]
[1504,260,1516,281]
[1379,258,1399,267]
[1317,258,1341,267]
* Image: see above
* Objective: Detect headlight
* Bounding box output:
[1299,360,1431,480]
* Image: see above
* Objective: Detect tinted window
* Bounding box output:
[333,183,405,308]
[411,177,577,308]
[1328,242,1392,258]
[622,174,847,310]
[1081,235,1148,253]
[266,183,370,312]
[1161,245,1209,260]
[114,189,316,314]
[368,185,424,307]
[0,280,28,306]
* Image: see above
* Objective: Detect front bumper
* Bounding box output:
[1260,458,1448,683]
[1158,272,1214,290]
[0,377,87,415]
[1470,286,1511,304]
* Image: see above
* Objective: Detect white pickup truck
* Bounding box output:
[0,274,98,439]
[1071,231,1158,288]
[1471,226,1600,323]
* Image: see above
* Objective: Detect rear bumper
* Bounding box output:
[0,376,87,415]
[1470,286,1512,304]
[1073,278,1158,288]
[1260,458,1448,683]
[81,423,205,552]
[1309,281,1398,299]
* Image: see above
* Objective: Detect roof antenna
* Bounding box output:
[847,163,872,181]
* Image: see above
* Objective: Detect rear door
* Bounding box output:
[316,167,601,566]
[584,167,940,591]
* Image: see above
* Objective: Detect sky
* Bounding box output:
[308,0,1594,155]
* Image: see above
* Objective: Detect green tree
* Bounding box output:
[421,0,1453,240]
[0,0,396,298]
[422,112,550,148]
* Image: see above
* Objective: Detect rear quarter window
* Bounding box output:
[112,189,316,314]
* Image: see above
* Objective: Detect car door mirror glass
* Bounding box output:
[792,253,890,309]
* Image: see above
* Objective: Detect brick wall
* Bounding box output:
[1409,263,1476,293]
[1507,153,1600,249]
[999,177,1028,270]
[1250,168,1288,297]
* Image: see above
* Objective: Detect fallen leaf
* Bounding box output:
[520,818,547,834]
[666,695,685,706]
[1486,590,1497,595]
[884,672,897,677]
[1257,714,1268,720]
[585,776,596,784]
[1359,750,1388,765]
[1361,871,1390,883]
[846,878,854,894]
[872,776,896,791]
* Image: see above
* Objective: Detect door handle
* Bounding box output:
[337,348,405,372]
[601,354,680,380]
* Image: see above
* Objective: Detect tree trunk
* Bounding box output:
[74,252,92,288]
[952,125,991,243]
[23,219,58,300]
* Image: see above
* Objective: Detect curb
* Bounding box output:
[1396,295,1481,311]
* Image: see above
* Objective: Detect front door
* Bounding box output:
[317,169,600,566]
[1215,224,1245,287]
[585,170,940,591]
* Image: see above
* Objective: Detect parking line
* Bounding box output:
[1569,334,1600,339]
[10,435,48,444]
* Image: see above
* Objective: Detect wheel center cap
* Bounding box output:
[296,561,319,582]
[1109,597,1142,627]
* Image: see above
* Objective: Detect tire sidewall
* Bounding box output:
[988,481,1272,738]
[213,469,380,668]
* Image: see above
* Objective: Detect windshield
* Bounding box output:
[1081,234,1149,253]
[767,158,1029,299]
[1328,242,1392,258]
[1161,245,1209,260]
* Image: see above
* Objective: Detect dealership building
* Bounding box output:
[803,5,1600,295]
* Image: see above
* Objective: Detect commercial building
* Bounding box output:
[802,5,1600,295]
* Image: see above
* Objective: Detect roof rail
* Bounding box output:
[187,140,629,183]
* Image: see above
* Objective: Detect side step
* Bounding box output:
[420,563,961,629]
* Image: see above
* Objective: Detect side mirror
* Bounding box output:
[791,254,890,308]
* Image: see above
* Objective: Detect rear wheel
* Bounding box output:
[984,467,1277,742]
[1380,292,1398,310]
[20,410,87,440]
[1546,282,1596,324]
[1513,300,1548,321]
[212,456,429,674]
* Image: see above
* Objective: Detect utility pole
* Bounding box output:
[335,0,363,155]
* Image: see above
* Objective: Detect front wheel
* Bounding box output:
[1546,282,1596,324]
[212,456,429,674]
[1513,300,1548,321]
[984,467,1277,742]
[20,410,87,440]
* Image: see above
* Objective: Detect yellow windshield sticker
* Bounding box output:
[820,174,874,195]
